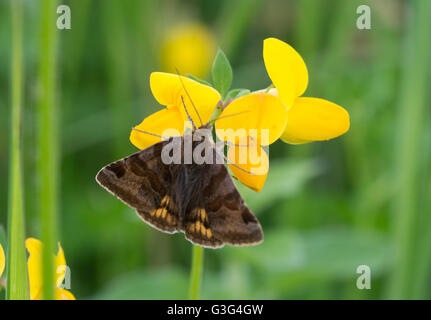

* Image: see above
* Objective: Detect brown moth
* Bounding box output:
[96,80,263,248]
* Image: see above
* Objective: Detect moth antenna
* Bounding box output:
[222,154,260,175]
[209,110,252,125]
[176,68,203,127]
[181,95,197,130]
[132,127,167,139]
[224,140,255,148]
[223,134,259,148]
[214,148,259,176]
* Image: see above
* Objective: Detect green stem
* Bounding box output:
[209,101,223,123]
[6,0,29,300]
[38,0,59,300]
[264,84,274,94]
[189,245,204,300]
[388,0,431,299]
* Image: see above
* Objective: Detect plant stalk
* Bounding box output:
[189,245,204,300]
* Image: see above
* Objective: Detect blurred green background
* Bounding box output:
[1,0,431,299]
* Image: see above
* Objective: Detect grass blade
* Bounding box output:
[388,0,431,299]
[6,0,29,300]
[38,0,59,300]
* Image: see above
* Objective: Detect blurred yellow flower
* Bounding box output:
[161,23,217,78]
[0,243,5,278]
[25,238,75,300]
[263,37,350,144]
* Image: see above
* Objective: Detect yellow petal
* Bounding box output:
[26,238,74,300]
[54,243,76,300]
[150,72,221,126]
[263,38,308,107]
[161,23,216,78]
[55,288,76,300]
[227,144,269,192]
[55,242,66,289]
[281,97,350,144]
[130,108,185,150]
[215,93,288,146]
[26,238,43,300]
[0,243,5,278]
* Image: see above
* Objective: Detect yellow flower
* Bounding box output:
[263,37,350,144]
[215,93,288,146]
[0,243,5,278]
[215,93,288,192]
[130,72,221,150]
[25,238,75,300]
[161,23,217,78]
[214,38,349,190]
[130,36,349,194]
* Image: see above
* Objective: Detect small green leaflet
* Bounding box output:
[211,49,233,98]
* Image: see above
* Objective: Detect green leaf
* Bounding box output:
[211,49,233,98]
[187,74,212,87]
[224,88,250,103]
